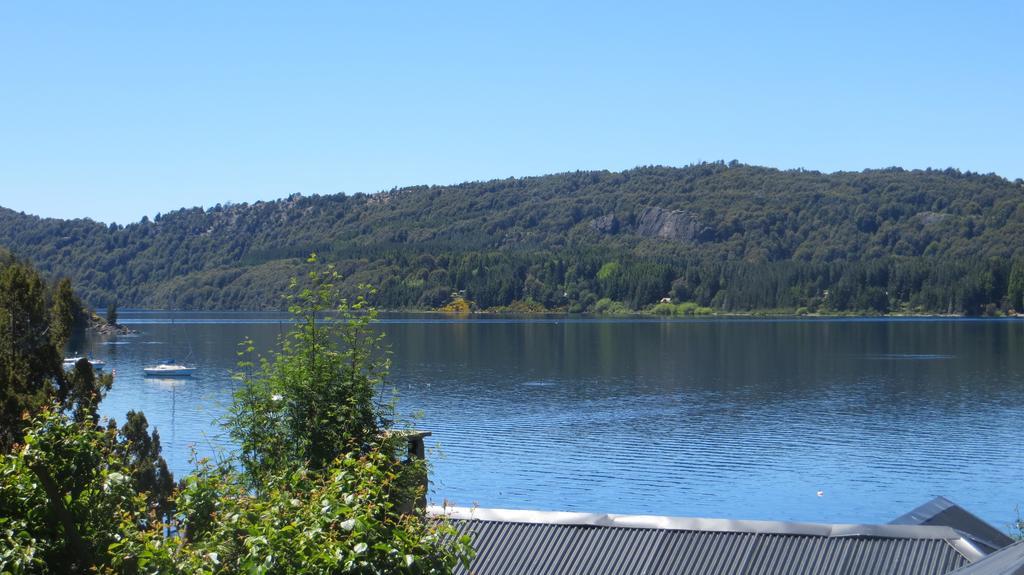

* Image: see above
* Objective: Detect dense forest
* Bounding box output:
[2,162,1023,315]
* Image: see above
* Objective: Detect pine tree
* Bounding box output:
[1008,259,1024,313]
[105,300,118,325]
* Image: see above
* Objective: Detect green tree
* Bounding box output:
[0,259,64,450]
[49,278,77,351]
[62,358,112,425]
[228,254,394,485]
[0,258,174,574]
[1008,259,1024,313]
[1,256,473,574]
[105,300,118,326]
[0,409,149,574]
[118,411,175,520]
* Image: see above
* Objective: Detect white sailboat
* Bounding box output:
[143,361,196,377]
[144,318,198,377]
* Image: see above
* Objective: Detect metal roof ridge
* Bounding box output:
[891,495,957,525]
[429,506,980,544]
[946,539,1024,574]
[890,495,1014,554]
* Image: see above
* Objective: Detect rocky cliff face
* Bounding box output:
[635,207,709,242]
[915,211,952,226]
[590,213,620,234]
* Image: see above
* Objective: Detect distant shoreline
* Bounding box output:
[108,307,1023,321]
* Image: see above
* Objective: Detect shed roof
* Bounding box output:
[434,506,989,575]
[948,540,1024,575]
[890,496,1015,553]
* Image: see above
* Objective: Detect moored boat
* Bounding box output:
[143,363,196,377]
[63,356,106,372]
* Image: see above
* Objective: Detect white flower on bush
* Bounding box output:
[103,471,128,492]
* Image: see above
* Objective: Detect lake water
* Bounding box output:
[75,313,1024,530]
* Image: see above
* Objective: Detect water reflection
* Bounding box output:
[77,315,1024,528]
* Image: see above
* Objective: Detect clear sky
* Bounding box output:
[1,1,1021,224]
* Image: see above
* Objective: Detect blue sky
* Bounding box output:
[1,1,1021,224]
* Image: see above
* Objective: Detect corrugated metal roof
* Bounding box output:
[948,540,1024,575]
[891,496,1015,553]
[434,507,983,575]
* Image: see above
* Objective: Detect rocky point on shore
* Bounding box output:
[87,313,137,336]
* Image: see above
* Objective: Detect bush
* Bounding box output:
[0,410,150,573]
[594,298,630,315]
[651,302,676,316]
[228,255,393,482]
[0,255,474,574]
[108,451,472,574]
[675,302,699,316]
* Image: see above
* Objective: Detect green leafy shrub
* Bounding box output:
[106,451,472,574]
[228,255,394,485]
[651,302,676,316]
[0,410,150,573]
[593,298,630,315]
[0,256,473,574]
[675,302,699,316]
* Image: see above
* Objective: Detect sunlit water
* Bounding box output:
[75,313,1024,530]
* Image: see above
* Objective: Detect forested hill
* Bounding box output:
[2,163,1024,315]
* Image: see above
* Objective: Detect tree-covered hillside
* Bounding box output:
[2,163,1023,314]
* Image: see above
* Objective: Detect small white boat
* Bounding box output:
[143,363,196,377]
[63,356,106,372]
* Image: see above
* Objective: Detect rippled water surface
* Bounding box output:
[77,314,1024,529]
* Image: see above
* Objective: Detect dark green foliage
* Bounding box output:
[0,251,118,450]
[1008,260,1024,313]
[118,411,175,520]
[2,163,1023,314]
[1,257,471,574]
[107,448,471,574]
[105,300,118,326]
[0,257,176,574]
[0,410,147,574]
[49,278,78,351]
[228,255,394,485]
[0,255,65,450]
[63,358,111,425]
